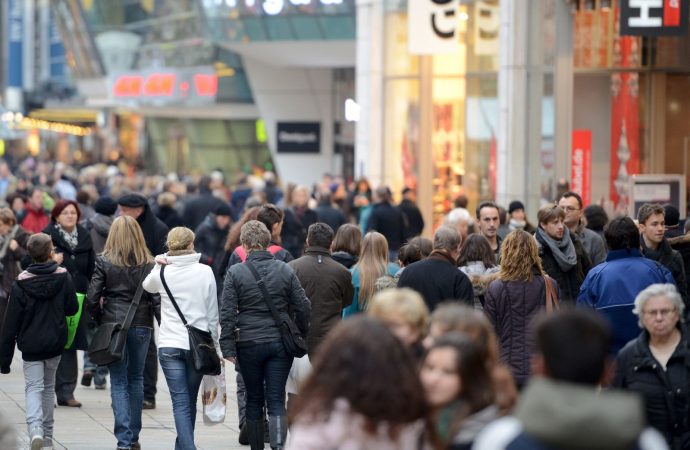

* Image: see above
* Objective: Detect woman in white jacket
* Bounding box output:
[143,227,219,450]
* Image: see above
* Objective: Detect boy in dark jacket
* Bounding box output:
[0,233,78,450]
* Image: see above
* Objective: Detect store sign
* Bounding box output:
[571,130,592,206]
[620,0,689,36]
[409,0,460,55]
[109,67,217,105]
[276,122,320,153]
[6,0,23,88]
[474,1,500,56]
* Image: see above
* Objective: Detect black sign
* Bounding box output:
[621,0,689,36]
[276,122,320,154]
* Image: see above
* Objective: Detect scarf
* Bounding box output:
[537,226,577,272]
[57,224,79,250]
[509,218,526,231]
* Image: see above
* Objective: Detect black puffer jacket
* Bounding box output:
[219,250,310,357]
[0,263,78,370]
[194,214,230,281]
[484,270,559,387]
[535,230,590,304]
[614,328,690,450]
[86,257,160,328]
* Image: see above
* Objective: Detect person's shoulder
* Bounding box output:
[472,416,524,450]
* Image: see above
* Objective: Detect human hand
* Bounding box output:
[9,239,18,251]
[53,252,64,265]
[225,357,236,364]
[155,256,168,265]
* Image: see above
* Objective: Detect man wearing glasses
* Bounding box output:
[558,191,607,266]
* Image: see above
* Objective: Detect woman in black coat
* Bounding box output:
[43,200,95,407]
[535,204,590,304]
[614,283,690,450]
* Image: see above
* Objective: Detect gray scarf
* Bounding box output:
[537,226,577,272]
[57,224,79,250]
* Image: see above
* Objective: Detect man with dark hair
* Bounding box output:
[398,226,473,311]
[399,187,425,239]
[181,175,226,231]
[637,203,687,307]
[195,203,234,296]
[366,186,406,262]
[667,204,690,297]
[558,191,607,265]
[476,201,502,259]
[474,310,667,450]
[578,216,675,353]
[289,222,353,356]
[314,190,346,233]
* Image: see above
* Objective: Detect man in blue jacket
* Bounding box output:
[577,216,675,354]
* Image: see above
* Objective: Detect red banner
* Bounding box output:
[610,10,641,214]
[572,130,592,206]
[665,0,682,26]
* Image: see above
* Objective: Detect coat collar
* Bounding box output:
[606,248,643,261]
[304,246,331,257]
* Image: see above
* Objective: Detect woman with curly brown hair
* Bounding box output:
[287,316,429,450]
[483,230,560,388]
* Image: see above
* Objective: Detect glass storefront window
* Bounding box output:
[383,79,421,194]
[384,12,419,77]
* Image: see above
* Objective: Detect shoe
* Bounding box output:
[81,371,93,387]
[43,437,53,449]
[57,399,82,407]
[238,423,248,445]
[269,415,287,450]
[142,400,155,410]
[245,419,264,450]
[30,431,43,450]
[131,442,141,450]
[95,383,107,390]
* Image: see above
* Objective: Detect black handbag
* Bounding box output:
[245,261,307,358]
[87,265,148,366]
[160,265,221,376]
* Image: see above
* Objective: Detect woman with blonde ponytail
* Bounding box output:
[143,227,219,450]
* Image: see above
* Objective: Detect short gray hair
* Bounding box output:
[433,226,461,251]
[632,283,684,327]
[445,208,473,226]
[240,220,271,252]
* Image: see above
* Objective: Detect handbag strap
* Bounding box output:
[160,265,188,327]
[543,274,559,314]
[245,260,283,328]
[121,264,150,331]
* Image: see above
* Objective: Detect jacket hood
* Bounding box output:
[515,377,646,450]
[90,214,113,237]
[331,251,358,268]
[164,252,202,266]
[17,262,69,301]
[669,232,690,247]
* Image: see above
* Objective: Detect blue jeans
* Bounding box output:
[108,327,151,449]
[237,341,292,421]
[159,347,203,450]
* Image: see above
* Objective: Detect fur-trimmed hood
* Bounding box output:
[669,232,690,248]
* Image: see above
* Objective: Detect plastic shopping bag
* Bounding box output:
[65,293,85,349]
[202,362,226,425]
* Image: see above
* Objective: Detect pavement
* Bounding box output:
[0,349,245,450]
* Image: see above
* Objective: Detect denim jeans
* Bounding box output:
[159,347,203,450]
[237,341,292,421]
[108,327,152,449]
[23,355,61,439]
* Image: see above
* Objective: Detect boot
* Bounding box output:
[269,415,287,450]
[245,419,265,450]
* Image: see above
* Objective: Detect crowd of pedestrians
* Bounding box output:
[1,157,690,449]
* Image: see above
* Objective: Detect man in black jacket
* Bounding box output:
[181,176,226,231]
[314,190,346,233]
[399,187,424,239]
[0,233,78,449]
[366,186,406,262]
[638,203,688,309]
[398,226,473,311]
[195,203,233,296]
[118,192,170,409]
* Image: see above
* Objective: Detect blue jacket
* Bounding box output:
[342,263,399,318]
[577,249,675,354]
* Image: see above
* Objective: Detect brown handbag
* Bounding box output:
[544,275,559,313]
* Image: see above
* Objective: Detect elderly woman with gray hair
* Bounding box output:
[613,283,690,450]
[220,220,310,450]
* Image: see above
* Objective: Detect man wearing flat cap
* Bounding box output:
[117,192,169,409]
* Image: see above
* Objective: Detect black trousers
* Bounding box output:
[55,348,77,402]
[143,334,157,401]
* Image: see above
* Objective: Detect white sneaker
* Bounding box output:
[30,433,43,450]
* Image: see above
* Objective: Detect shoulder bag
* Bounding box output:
[88,265,149,365]
[245,261,307,358]
[544,274,559,314]
[160,265,221,376]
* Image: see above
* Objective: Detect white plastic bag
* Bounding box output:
[202,363,226,425]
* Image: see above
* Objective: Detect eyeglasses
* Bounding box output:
[643,308,677,318]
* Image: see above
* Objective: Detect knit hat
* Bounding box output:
[508,200,525,215]
[94,197,118,216]
[214,203,233,217]
[117,193,148,208]
[663,204,680,227]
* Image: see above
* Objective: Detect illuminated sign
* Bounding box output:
[109,67,217,105]
[205,0,345,15]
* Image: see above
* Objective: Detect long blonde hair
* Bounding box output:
[498,230,544,282]
[356,232,389,311]
[102,216,153,267]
